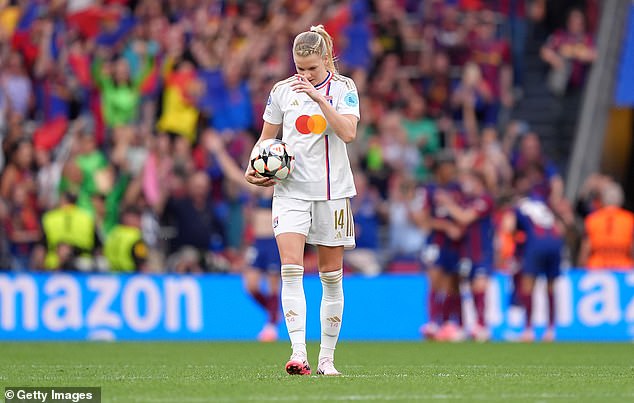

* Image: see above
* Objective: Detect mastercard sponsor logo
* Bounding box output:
[295,114,327,135]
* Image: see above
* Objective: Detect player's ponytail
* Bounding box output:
[293,25,338,74]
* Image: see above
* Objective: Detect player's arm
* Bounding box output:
[203,130,259,191]
[244,122,280,187]
[291,75,357,143]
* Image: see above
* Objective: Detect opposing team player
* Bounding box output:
[245,25,360,376]
[417,151,465,341]
[503,165,564,342]
[435,170,495,341]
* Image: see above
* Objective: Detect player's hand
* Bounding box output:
[203,130,224,154]
[446,223,463,240]
[290,74,322,102]
[245,167,276,187]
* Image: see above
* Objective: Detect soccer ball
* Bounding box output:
[250,139,294,180]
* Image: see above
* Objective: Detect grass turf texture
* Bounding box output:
[1,342,633,402]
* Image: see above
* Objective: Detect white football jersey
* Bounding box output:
[263,72,359,201]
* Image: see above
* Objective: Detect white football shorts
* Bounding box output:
[272,196,356,249]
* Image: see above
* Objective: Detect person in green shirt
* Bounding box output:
[92,48,154,129]
[59,132,109,216]
[402,96,440,182]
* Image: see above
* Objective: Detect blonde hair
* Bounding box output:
[293,25,337,73]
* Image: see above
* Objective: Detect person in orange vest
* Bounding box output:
[578,182,634,270]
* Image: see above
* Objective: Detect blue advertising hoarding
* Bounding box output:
[0,271,632,341]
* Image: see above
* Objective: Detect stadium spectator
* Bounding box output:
[1,138,35,202]
[578,182,634,270]
[60,131,109,216]
[387,172,427,262]
[0,197,12,269]
[468,9,513,123]
[159,171,224,273]
[402,96,440,182]
[541,8,596,96]
[92,43,154,130]
[1,51,32,119]
[5,181,41,271]
[451,62,495,129]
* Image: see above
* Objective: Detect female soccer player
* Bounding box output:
[245,25,360,376]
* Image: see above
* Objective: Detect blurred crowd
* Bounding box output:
[0,0,619,275]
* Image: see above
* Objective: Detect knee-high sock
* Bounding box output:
[267,293,280,324]
[319,269,344,360]
[473,291,486,327]
[251,290,268,310]
[281,264,306,354]
[429,289,445,324]
[443,292,462,325]
[521,291,533,329]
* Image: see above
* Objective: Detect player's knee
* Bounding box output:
[472,277,488,293]
[280,255,303,267]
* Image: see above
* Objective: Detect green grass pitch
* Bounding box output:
[1,342,633,402]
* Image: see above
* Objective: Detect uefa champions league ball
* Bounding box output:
[250,139,295,180]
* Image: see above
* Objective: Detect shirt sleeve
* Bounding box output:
[336,80,361,119]
[263,89,283,125]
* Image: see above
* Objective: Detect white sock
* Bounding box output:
[281,264,306,355]
[319,269,344,360]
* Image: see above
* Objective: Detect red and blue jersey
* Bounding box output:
[462,194,495,265]
[425,182,463,251]
[515,196,562,245]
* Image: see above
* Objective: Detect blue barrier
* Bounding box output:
[0,271,632,341]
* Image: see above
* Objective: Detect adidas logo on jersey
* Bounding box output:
[290,99,300,107]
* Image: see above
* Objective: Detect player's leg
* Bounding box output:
[421,264,444,339]
[308,198,353,375]
[242,264,271,340]
[315,245,344,375]
[438,272,464,342]
[520,273,536,342]
[470,265,490,341]
[256,238,282,341]
[273,197,311,375]
[277,232,310,374]
[259,269,281,342]
[543,242,562,342]
[244,243,269,315]
[420,243,444,339]
[437,251,464,342]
